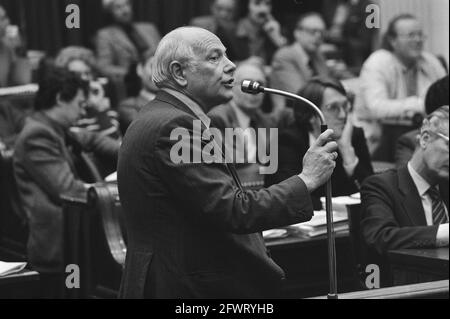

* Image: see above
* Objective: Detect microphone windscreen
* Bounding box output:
[241,80,263,94]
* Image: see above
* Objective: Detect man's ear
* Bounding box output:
[55,93,64,108]
[169,61,187,87]
[419,131,430,149]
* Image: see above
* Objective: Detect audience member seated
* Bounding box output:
[361,106,449,259]
[265,77,373,210]
[118,50,157,134]
[270,12,330,112]
[55,46,121,141]
[95,0,161,87]
[395,75,449,167]
[236,0,287,65]
[324,0,375,71]
[0,5,32,87]
[209,61,277,166]
[359,14,447,157]
[190,0,247,62]
[0,100,27,149]
[13,67,120,298]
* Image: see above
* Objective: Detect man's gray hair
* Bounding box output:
[421,105,449,137]
[152,27,218,89]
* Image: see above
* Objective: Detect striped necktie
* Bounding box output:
[427,186,449,225]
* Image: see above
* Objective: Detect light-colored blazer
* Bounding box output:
[95,22,161,79]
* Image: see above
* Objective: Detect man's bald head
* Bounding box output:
[152,27,225,89]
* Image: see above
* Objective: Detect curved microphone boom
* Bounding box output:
[241,80,338,299]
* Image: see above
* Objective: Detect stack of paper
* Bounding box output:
[290,210,349,237]
[0,261,27,277]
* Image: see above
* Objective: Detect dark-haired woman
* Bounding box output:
[265,77,374,209]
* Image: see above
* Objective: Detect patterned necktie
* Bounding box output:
[428,186,449,225]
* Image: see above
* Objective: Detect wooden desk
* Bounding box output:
[388,248,449,285]
[311,280,449,299]
[0,269,40,298]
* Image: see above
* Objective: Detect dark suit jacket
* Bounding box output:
[395,129,418,168]
[265,123,373,210]
[117,91,314,299]
[361,166,449,256]
[13,112,119,273]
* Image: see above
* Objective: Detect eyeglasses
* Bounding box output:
[297,26,325,38]
[425,130,449,145]
[396,32,427,41]
[323,101,352,116]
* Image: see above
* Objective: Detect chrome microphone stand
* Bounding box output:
[241,80,338,299]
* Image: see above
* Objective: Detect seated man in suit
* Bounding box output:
[13,67,120,298]
[361,105,449,258]
[270,12,330,112]
[395,75,449,167]
[118,26,339,299]
[190,0,247,62]
[118,50,158,134]
[208,61,277,168]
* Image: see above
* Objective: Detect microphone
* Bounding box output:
[241,80,338,299]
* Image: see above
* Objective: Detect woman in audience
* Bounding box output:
[55,46,121,141]
[265,77,374,209]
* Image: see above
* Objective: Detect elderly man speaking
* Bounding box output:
[117,27,338,299]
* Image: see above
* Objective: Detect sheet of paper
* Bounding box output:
[0,261,27,277]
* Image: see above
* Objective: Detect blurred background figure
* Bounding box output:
[359,14,447,161]
[265,77,373,210]
[118,50,158,134]
[95,0,161,101]
[324,0,376,72]
[236,0,287,65]
[13,67,119,298]
[0,5,31,87]
[55,46,121,141]
[209,61,276,166]
[190,0,247,62]
[270,12,330,112]
[395,75,449,167]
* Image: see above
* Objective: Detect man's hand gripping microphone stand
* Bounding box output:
[241,80,338,299]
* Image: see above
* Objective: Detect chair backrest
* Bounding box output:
[88,183,127,268]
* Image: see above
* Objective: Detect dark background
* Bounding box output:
[0,0,332,56]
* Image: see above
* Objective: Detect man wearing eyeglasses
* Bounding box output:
[361,106,449,262]
[270,12,330,113]
[359,14,446,159]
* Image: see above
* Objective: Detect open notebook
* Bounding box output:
[0,261,27,277]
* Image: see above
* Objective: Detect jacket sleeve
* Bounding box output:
[153,114,314,234]
[351,127,374,187]
[20,130,86,203]
[70,129,120,159]
[361,176,439,255]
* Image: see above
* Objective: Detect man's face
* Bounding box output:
[183,34,236,111]
[0,6,10,38]
[59,89,87,126]
[212,0,236,26]
[248,0,272,25]
[422,122,449,181]
[320,87,349,140]
[110,0,133,24]
[232,65,266,113]
[294,15,326,53]
[390,18,424,62]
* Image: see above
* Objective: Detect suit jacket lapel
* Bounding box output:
[398,166,427,225]
[155,92,244,192]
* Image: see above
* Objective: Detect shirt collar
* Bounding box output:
[408,161,432,196]
[162,88,211,128]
